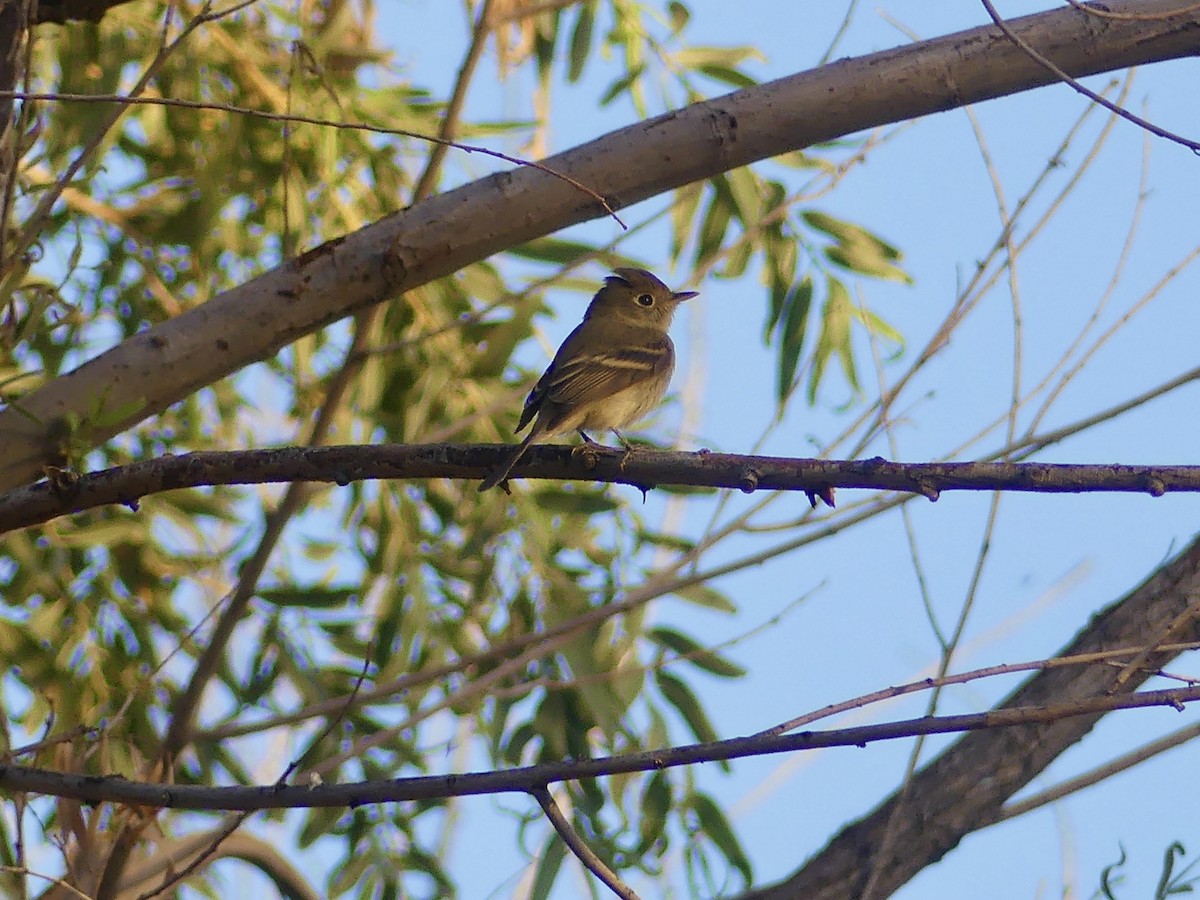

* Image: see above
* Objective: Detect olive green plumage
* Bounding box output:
[479,268,698,491]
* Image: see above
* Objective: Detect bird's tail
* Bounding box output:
[478,433,537,492]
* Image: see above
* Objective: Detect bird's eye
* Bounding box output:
[635,293,654,307]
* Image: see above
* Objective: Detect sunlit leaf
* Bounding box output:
[673,584,737,614]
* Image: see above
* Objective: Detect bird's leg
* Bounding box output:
[611,429,636,471]
[572,430,604,469]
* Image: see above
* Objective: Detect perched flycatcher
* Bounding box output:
[479,267,698,491]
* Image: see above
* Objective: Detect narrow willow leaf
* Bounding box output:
[567,0,597,83]
[694,184,733,269]
[691,792,754,884]
[825,245,913,284]
[853,305,905,352]
[723,240,754,278]
[637,770,672,856]
[764,238,798,342]
[670,183,704,263]
[648,626,747,678]
[529,833,569,900]
[509,236,599,264]
[598,62,646,106]
[698,64,758,89]
[723,166,761,227]
[805,275,860,404]
[802,209,903,260]
[673,584,737,614]
[656,671,728,770]
[672,46,763,69]
[776,275,813,405]
[533,489,622,514]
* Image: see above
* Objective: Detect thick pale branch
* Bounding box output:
[0,686,1196,811]
[2,444,1198,532]
[1,0,1197,491]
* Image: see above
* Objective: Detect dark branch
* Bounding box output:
[1,685,1197,811]
[736,533,1200,900]
[3,0,1199,492]
[532,787,640,900]
[2,444,1199,533]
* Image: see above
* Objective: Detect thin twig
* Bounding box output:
[532,787,639,900]
[3,684,1199,812]
[0,89,627,228]
[980,0,1199,152]
[997,720,1200,821]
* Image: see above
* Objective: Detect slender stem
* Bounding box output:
[532,787,640,900]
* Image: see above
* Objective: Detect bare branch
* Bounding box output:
[0,685,1197,812]
[532,787,639,900]
[981,0,1200,151]
[735,532,1200,900]
[4,446,1200,533]
[2,0,1197,491]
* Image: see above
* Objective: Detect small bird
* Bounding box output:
[479,267,698,492]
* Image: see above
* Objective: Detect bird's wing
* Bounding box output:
[543,336,673,409]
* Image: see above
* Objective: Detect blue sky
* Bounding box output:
[369,2,1200,898]
[14,1,1191,897]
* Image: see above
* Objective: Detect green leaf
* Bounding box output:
[803,210,912,284]
[764,238,798,342]
[636,528,696,553]
[656,482,718,496]
[636,771,672,856]
[671,183,704,263]
[776,275,813,406]
[806,276,857,404]
[802,210,902,260]
[567,0,597,83]
[1099,844,1127,899]
[853,305,905,354]
[673,584,736,614]
[257,586,357,608]
[648,626,747,678]
[722,240,753,278]
[509,237,598,264]
[723,166,762,227]
[529,832,569,900]
[598,63,647,107]
[656,671,726,770]
[533,489,622,514]
[694,184,733,268]
[672,46,763,70]
[691,792,753,885]
[698,64,757,89]
[825,245,913,284]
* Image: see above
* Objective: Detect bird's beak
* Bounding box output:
[673,290,700,302]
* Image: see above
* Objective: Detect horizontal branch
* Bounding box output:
[2,0,1197,491]
[1,444,1197,532]
[1,686,1195,811]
